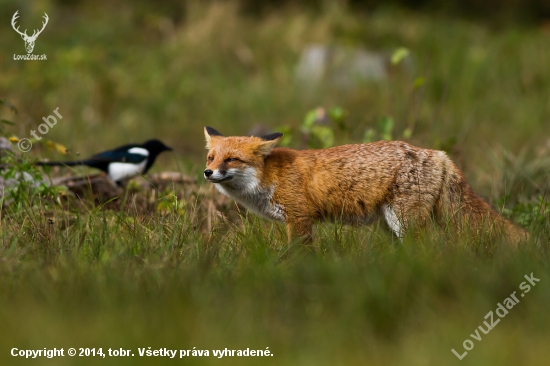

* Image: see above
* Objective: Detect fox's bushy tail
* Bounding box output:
[435,152,528,244]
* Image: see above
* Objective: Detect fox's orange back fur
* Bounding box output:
[203,127,527,245]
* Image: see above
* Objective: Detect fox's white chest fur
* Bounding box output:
[215,168,286,222]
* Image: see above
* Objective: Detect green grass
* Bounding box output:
[1,208,549,365]
[1,1,550,365]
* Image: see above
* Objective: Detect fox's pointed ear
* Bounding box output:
[204,126,223,149]
[205,126,223,137]
[260,132,284,142]
[256,133,283,156]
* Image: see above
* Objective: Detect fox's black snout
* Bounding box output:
[204,169,213,178]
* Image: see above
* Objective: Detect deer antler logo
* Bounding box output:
[11,11,49,54]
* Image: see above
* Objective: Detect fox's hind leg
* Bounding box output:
[383,199,434,239]
[385,178,440,238]
[385,150,443,238]
[382,204,404,238]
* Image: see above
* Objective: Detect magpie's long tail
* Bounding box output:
[35,160,88,167]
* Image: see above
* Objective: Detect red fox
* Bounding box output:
[203,126,527,244]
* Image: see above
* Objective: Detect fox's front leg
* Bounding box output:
[285,218,314,245]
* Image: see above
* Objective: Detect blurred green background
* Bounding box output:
[1,1,549,365]
[1,0,549,182]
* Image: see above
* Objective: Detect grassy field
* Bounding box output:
[1,1,550,365]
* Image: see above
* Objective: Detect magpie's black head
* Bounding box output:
[141,139,173,155]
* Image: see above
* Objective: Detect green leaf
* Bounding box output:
[329,107,348,131]
[378,116,394,141]
[277,125,293,147]
[302,109,318,130]
[310,125,334,149]
[413,77,425,89]
[328,107,347,122]
[391,47,410,65]
[363,128,376,143]
[1,119,15,125]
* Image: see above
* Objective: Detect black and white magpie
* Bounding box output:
[36,139,172,184]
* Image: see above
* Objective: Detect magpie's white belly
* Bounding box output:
[108,161,147,182]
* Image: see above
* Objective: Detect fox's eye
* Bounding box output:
[225,158,239,163]
[207,156,214,162]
